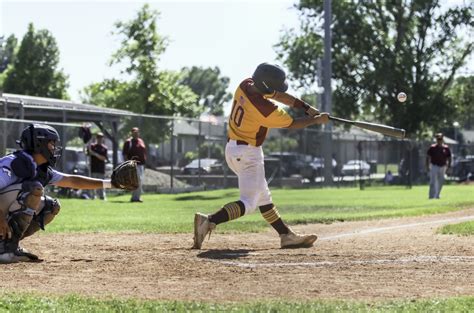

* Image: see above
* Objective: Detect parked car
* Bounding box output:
[63,147,88,175]
[310,157,324,177]
[263,156,282,179]
[57,147,89,199]
[310,157,338,177]
[182,158,222,175]
[268,152,315,179]
[341,160,371,176]
[451,155,474,181]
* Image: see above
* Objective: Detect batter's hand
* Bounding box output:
[315,113,330,124]
[304,104,320,117]
[0,216,11,240]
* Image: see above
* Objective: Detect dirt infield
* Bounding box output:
[2,209,473,302]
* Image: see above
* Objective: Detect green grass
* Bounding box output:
[45,185,474,234]
[9,186,474,311]
[0,293,473,312]
[439,221,474,236]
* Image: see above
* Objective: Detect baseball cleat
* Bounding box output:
[15,246,41,262]
[280,230,318,249]
[0,252,18,264]
[192,213,216,249]
[0,247,42,263]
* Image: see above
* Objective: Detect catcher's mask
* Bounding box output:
[252,63,288,94]
[16,124,62,167]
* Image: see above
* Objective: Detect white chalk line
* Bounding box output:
[211,256,474,268]
[203,214,474,268]
[319,215,474,241]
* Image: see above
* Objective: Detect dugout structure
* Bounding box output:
[0,92,131,170]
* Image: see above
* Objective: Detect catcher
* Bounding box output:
[0,124,139,263]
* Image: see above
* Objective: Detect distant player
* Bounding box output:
[193,63,329,249]
[426,133,451,199]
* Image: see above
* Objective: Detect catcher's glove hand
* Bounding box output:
[111,160,140,191]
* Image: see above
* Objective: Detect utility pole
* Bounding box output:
[322,0,333,186]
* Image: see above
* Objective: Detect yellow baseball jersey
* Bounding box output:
[227,78,293,146]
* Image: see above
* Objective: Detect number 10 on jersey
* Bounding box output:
[231,100,244,127]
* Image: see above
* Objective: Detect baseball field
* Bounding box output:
[1,185,473,312]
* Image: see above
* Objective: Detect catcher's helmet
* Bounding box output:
[17,124,62,167]
[252,63,288,94]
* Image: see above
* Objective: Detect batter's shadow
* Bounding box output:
[197,249,255,260]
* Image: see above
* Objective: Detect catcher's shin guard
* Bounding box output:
[17,180,44,212]
[22,196,61,239]
[0,180,44,260]
[0,207,35,255]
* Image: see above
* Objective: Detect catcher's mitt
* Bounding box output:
[111,160,139,191]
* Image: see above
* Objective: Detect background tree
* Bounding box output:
[82,5,200,142]
[0,35,18,87]
[263,136,299,154]
[84,4,199,117]
[0,35,17,73]
[277,0,473,137]
[3,23,69,99]
[182,143,224,167]
[447,76,474,130]
[180,66,232,116]
[109,4,198,116]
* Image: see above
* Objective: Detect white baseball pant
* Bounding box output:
[225,140,272,214]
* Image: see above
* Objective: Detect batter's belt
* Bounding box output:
[227,138,249,146]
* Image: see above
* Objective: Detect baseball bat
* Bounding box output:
[329,116,406,139]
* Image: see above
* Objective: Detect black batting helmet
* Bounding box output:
[17,124,62,167]
[252,63,288,94]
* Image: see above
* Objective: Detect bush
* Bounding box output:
[198,142,223,159]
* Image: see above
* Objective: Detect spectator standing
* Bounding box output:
[122,127,146,202]
[88,132,108,200]
[426,133,452,199]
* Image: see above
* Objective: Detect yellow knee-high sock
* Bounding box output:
[208,201,245,225]
[259,203,289,235]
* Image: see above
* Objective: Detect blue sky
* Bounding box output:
[1,0,300,106]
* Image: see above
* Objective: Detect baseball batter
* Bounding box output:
[193,63,329,249]
[0,124,137,263]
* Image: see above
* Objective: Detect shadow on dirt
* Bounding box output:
[197,249,252,260]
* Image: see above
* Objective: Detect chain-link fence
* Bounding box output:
[1,116,473,193]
